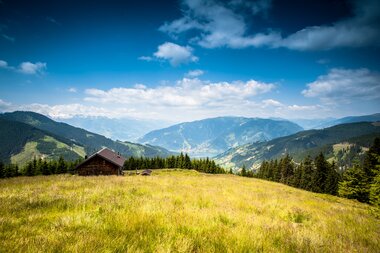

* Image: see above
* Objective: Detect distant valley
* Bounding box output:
[138,117,303,157]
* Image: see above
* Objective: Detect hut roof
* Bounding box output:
[77,148,126,168]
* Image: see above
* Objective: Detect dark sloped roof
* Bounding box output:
[96,148,126,167]
[77,148,126,168]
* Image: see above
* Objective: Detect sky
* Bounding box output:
[0,0,379,123]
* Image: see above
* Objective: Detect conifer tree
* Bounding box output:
[0,161,4,178]
[338,164,370,202]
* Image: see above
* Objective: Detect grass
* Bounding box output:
[0,170,379,252]
[10,141,41,165]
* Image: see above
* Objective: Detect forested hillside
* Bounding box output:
[0,111,174,162]
[216,122,380,169]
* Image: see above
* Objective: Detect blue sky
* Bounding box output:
[0,0,379,122]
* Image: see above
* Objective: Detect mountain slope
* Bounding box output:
[313,113,380,129]
[216,122,380,169]
[0,111,174,160]
[0,118,84,164]
[139,117,303,157]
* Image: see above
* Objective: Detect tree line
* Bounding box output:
[124,153,225,174]
[0,152,226,178]
[246,138,380,207]
[0,157,82,178]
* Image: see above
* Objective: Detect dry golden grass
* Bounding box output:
[0,169,379,252]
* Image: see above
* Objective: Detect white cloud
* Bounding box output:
[68,88,77,93]
[159,0,279,49]
[84,78,275,108]
[18,62,47,75]
[186,69,204,77]
[287,105,322,111]
[159,0,380,50]
[153,42,198,66]
[138,56,153,62]
[0,60,8,68]
[262,99,283,108]
[0,98,11,107]
[20,103,137,120]
[302,68,380,103]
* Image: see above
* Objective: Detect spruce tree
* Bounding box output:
[312,153,329,193]
[370,172,380,207]
[0,161,4,178]
[324,161,340,195]
[338,165,370,203]
[300,156,314,191]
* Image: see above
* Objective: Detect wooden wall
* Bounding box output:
[77,155,120,176]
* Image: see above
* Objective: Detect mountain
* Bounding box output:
[309,113,380,129]
[60,116,170,142]
[0,118,85,164]
[138,117,303,157]
[291,118,336,130]
[215,122,380,170]
[0,111,174,164]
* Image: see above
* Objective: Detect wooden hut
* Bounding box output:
[76,148,125,176]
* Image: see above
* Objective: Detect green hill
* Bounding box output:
[216,122,380,170]
[0,118,84,164]
[0,111,174,164]
[0,170,378,252]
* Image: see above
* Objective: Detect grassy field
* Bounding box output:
[0,170,379,252]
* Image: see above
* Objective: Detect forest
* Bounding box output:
[250,138,380,207]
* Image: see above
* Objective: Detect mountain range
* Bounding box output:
[0,111,173,165]
[138,117,303,157]
[60,116,170,142]
[215,121,380,170]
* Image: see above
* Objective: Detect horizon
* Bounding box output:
[1,0,380,122]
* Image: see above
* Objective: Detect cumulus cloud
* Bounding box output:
[18,62,47,75]
[153,42,198,66]
[159,0,380,50]
[68,88,77,93]
[84,78,275,108]
[302,68,380,103]
[186,69,204,77]
[159,0,279,49]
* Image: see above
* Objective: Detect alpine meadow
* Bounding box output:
[1,0,380,252]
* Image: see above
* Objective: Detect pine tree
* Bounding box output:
[184,153,192,170]
[338,165,370,202]
[370,172,380,207]
[24,161,35,176]
[241,165,247,177]
[324,161,340,195]
[312,153,329,193]
[57,156,67,174]
[0,161,4,178]
[280,155,294,185]
[300,156,314,191]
